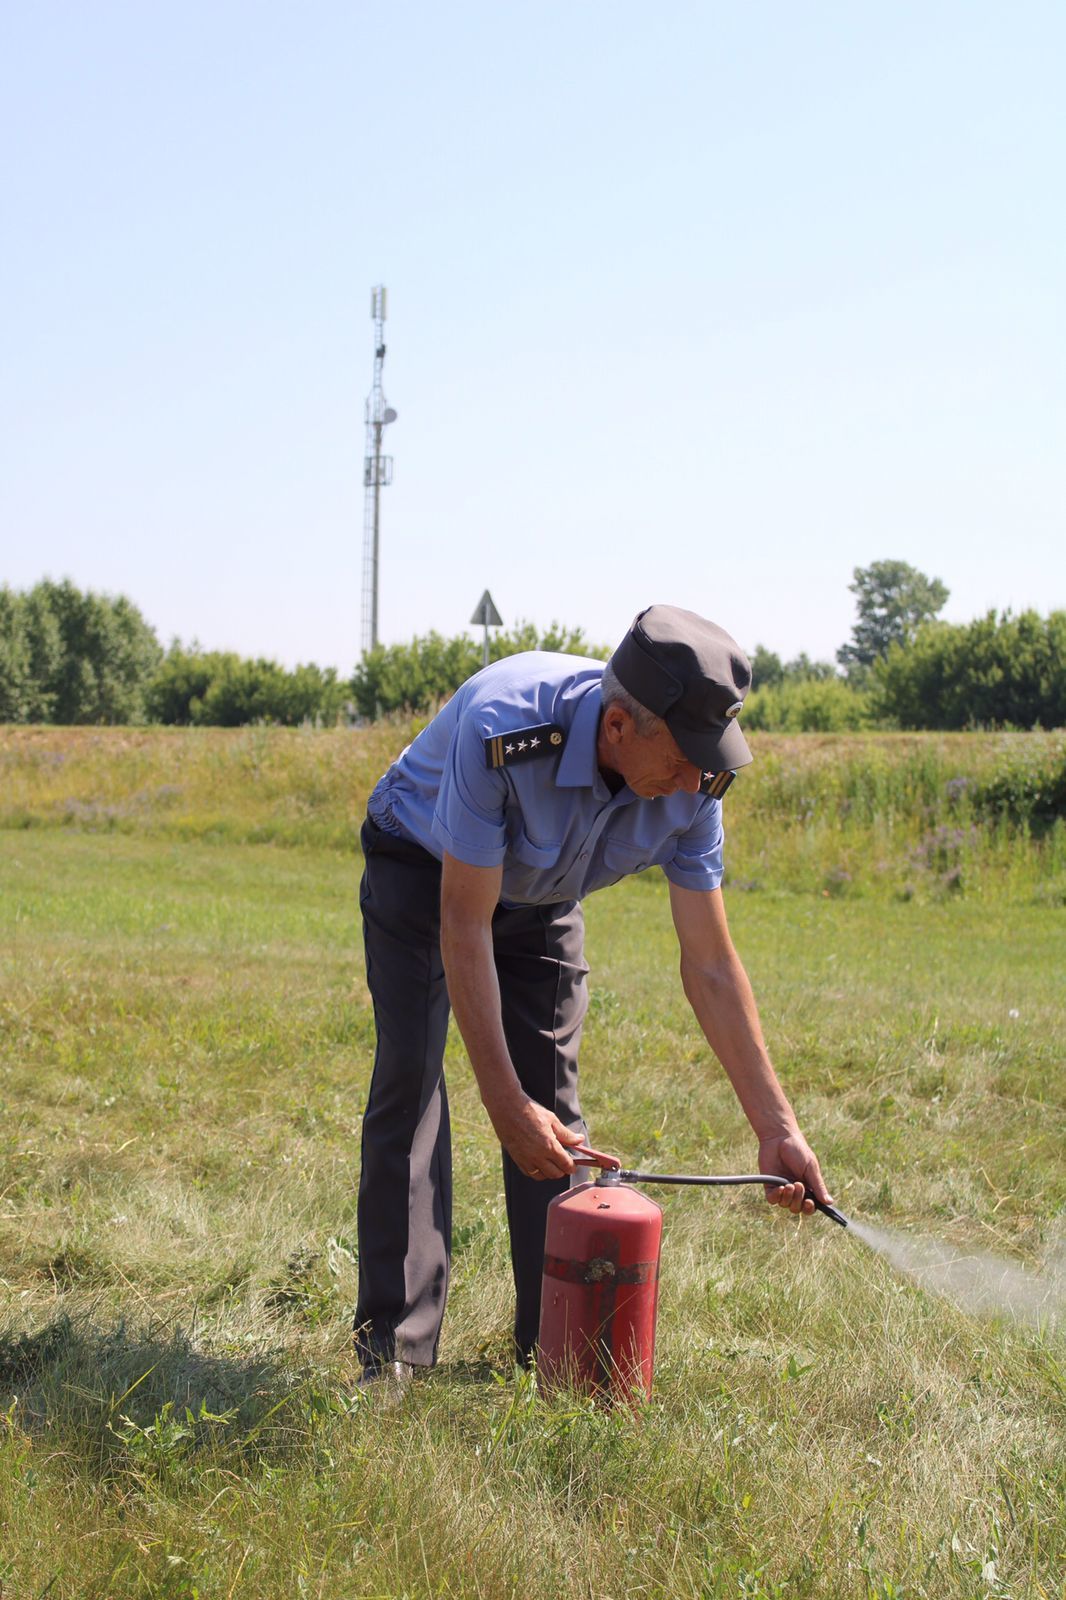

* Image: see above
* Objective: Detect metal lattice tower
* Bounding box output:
[361,285,396,655]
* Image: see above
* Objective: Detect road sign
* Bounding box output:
[470,590,503,628]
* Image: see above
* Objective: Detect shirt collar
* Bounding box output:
[556,682,613,797]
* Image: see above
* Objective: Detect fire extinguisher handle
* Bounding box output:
[569,1144,621,1170]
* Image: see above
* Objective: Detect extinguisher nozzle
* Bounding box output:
[807,1191,849,1227]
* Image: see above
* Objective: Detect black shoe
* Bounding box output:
[357,1359,415,1399]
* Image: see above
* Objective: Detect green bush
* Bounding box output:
[872,610,1066,730]
[146,645,347,727]
[144,645,229,724]
[742,676,871,732]
[350,621,607,718]
[350,632,482,719]
[971,744,1066,832]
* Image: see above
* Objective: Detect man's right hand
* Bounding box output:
[490,1094,584,1180]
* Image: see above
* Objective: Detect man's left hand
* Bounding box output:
[758,1130,833,1217]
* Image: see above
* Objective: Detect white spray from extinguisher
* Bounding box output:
[845,1216,1064,1331]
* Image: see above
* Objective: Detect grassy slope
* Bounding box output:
[0,731,1063,1599]
[2,722,1063,901]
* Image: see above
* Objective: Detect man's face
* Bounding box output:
[600,709,704,798]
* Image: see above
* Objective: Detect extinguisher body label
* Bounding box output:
[542,1253,659,1285]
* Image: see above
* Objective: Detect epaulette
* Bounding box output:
[699,770,736,799]
[484,722,565,770]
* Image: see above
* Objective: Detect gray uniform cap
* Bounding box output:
[608,605,753,772]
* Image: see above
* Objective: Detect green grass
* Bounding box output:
[0,731,1064,1598]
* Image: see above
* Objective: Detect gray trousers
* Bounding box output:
[354,815,588,1367]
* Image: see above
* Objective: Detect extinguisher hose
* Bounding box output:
[616,1170,849,1228]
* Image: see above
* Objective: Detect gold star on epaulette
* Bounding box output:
[484,722,565,770]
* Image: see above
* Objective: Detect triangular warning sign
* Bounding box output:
[470,590,503,628]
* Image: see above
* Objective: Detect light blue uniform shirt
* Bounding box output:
[367,652,725,906]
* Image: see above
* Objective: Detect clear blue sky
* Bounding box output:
[2,1,1063,670]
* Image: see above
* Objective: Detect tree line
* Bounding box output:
[0,580,604,727]
[1,570,1063,731]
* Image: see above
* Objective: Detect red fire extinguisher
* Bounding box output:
[537,1146,848,1401]
[537,1168,663,1402]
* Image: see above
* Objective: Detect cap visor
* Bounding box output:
[673,715,752,773]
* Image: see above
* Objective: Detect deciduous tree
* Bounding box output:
[837,560,949,675]
[0,579,160,724]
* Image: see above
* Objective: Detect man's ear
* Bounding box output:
[600,703,630,745]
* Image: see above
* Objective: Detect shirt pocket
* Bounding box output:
[500,828,564,906]
[600,837,670,879]
[510,828,561,871]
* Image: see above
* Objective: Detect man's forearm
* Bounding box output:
[439,854,581,1179]
[680,951,798,1139]
[439,915,524,1122]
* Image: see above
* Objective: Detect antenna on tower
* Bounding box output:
[361,285,397,656]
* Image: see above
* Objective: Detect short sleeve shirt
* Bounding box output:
[367,652,725,906]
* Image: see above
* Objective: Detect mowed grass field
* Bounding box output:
[0,726,1063,1600]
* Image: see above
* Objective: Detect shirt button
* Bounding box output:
[579,852,589,860]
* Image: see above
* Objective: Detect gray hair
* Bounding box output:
[600,662,666,738]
